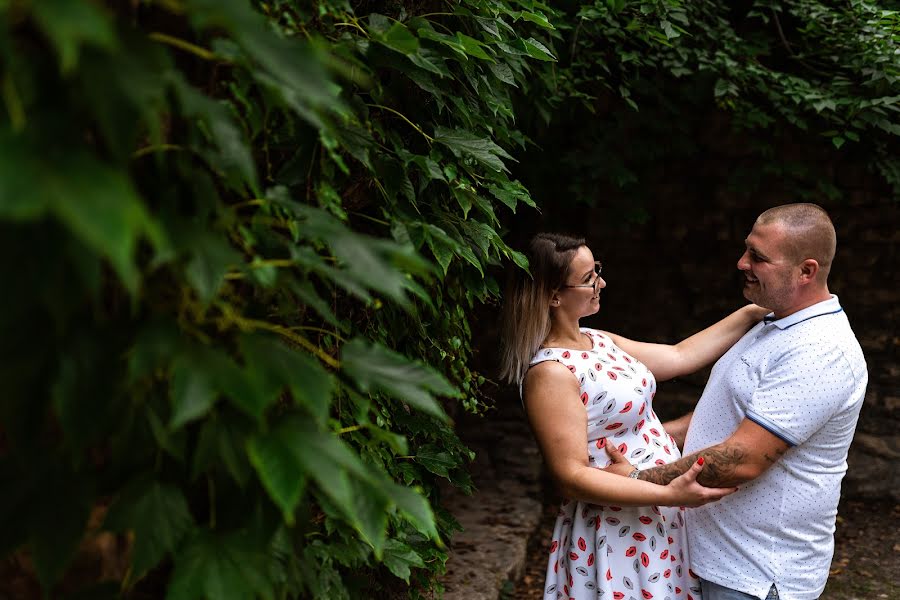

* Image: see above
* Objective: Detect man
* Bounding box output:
[607,203,868,600]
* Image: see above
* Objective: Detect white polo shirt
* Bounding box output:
[683,295,867,600]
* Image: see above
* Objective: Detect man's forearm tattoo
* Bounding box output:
[637,445,747,487]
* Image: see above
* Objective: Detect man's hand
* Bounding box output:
[601,441,637,476]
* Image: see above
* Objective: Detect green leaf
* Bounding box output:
[239,334,333,425]
[455,33,493,61]
[31,0,116,73]
[246,427,308,524]
[520,11,555,29]
[434,127,515,173]
[170,353,218,430]
[521,37,556,61]
[382,539,425,582]
[342,339,456,421]
[415,444,456,478]
[105,480,194,579]
[192,414,252,486]
[185,233,242,303]
[167,530,274,600]
[378,22,419,55]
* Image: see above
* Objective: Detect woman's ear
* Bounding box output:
[550,292,560,308]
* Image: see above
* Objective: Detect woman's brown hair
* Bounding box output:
[499,233,585,385]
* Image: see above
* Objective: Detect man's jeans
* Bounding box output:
[700,580,779,600]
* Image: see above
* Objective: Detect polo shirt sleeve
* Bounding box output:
[745,344,856,447]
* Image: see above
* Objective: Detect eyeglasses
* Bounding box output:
[562,261,603,290]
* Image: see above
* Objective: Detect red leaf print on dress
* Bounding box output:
[664,569,671,578]
[618,443,628,454]
[642,591,653,599]
[623,355,632,363]
[606,569,613,581]
[613,593,625,600]
[639,516,653,525]
[567,364,576,373]
[596,438,606,449]
[625,546,637,557]
[562,351,570,359]
[607,353,617,361]
[578,537,587,551]
[581,352,589,359]
[595,363,603,371]
[641,552,650,567]
[642,377,647,387]
[569,552,579,561]
[550,540,558,553]
[633,532,646,541]
[581,392,588,405]
[607,371,618,380]
[650,428,661,437]
[605,422,623,430]
[619,401,633,413]
[587,553,594,566]
[660,549,669,560]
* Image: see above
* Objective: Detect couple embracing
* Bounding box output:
[499,204,867,600]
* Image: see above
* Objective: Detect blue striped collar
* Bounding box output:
[762,295,843,330]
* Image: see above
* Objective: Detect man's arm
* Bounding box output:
[622,419,790,487]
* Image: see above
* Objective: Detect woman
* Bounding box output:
[499,233,767,600]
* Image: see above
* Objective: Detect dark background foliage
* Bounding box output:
[0,0,895,598]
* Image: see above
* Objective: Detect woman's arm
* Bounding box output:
[522,362,736,507]
[601,304,769,382]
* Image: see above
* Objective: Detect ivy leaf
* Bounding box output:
[167,530,274,600]
[239,334,333,425]
[382,539,425,582]
[415,444,457,479]
[455,33,493,61]
[521,37,556,61]
[246,426,308,524]
[185,233,242,304]
[105,480,194,580]
[31,0,117,73]
[434,127,515,172]
[378,22,419,55]
[191,412,252,486]
[342,339,456,421]
[169,352,218,430]
[520,11,555,30]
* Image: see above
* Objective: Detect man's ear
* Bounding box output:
[798,259,819,284]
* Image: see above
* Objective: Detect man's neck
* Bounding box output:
[773,288,832,319]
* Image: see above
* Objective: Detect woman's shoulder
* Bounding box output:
[580,327,613,348]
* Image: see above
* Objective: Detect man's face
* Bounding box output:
[736,221,799,312]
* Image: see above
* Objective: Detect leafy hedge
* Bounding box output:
[0,0,555,598]
[0,1,896,599]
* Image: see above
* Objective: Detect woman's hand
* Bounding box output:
[743,303,771,323]
[665,458,739,507]
[604,443,737,507]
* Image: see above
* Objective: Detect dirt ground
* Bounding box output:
[512,494,900,600]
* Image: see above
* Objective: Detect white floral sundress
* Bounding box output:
[530,328,702,600]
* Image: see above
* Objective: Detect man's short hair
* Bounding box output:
[757,203,836,278]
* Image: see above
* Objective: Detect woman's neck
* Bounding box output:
[543,318,586,349]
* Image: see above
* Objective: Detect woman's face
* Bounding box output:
[554,245,605,319]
